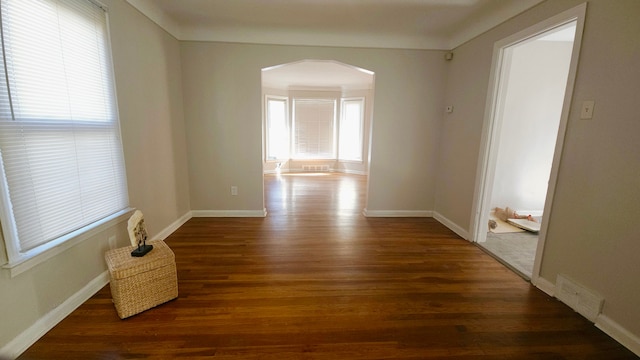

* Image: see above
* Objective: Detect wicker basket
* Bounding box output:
[105,239,178,319]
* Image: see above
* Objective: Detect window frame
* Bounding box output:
[0,0,131,276]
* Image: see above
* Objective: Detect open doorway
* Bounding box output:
[260,60,375,214]
[472,5,586,281]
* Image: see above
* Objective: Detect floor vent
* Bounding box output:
[302,165,330,172]
[556,274,604,322]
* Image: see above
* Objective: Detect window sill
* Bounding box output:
[2,208,134,278]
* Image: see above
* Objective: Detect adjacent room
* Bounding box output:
[477,22,577,280]
[1,0,639,358]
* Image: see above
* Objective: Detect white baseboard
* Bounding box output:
[432,211,470,240]
[263,169,367,176]
[596,314,640,357]
[192,209,267,217]
[532,275,555,297]
[153,211,192,240]
[531,276,639,356]
[0,271,109,359]
[362,209,433,218]
[339,169,367,175]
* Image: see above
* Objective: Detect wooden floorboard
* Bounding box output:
[18,173,637,359]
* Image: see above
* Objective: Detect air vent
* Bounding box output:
[556,274,604,322]
[302,165,329,172]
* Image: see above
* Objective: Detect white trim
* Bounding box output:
[432,212,470,240]
[531,277,640,357]
[596,315,640,357]
[448,0,545,49]
[532,275,555,297]
[125,0,181,39]
[153,211,192,240]
[339,169,367,176]
[362,209,432,218]
[0,271,110,359]
[532,2,587,281]
[192,209,268,218]
[126,0,544,50]
[263,168,367,176]
[2,208,134,277]
[470,3,587,283]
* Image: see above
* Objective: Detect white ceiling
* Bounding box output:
[262,60,375,90]
[126,0,545,50]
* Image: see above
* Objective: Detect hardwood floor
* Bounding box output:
[19,173,637,359]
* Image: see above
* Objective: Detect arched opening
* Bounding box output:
[261,60,375,216]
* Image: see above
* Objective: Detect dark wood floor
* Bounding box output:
[19,173,637,359]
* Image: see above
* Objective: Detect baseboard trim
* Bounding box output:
[192,209,267,218]
[153,211,192,240]
[1,271,109,359]
[596,314,640,357]
[531,277,639,356]
[339,169,367,175]
[362,209,433,217]
[432,212,470,240]
[532,275,555,297]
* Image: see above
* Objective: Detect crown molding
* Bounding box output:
[125,0,544,50]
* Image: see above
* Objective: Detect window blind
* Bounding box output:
[0,0,128,254]
[293,99,336,159]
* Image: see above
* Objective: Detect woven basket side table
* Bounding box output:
[105,239,178,319]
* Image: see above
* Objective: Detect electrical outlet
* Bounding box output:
[580,100,594,119]
[231,186,238,196]
[446,105,454,113]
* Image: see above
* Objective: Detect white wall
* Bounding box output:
[180,42,447,214]
[436,0,640,347]
[490,40,574,213]
[0,0,190,354]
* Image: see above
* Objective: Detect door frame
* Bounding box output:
[469,3,587,285]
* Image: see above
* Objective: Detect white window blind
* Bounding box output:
[292,99,336,159]
[0,0,129,257]
[338,98,364,161]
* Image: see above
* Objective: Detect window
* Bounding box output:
[265,96,289,160]
[0,0,129,264]
[264,95,366,163]
[338,98,364,161]
[292,99,336,159]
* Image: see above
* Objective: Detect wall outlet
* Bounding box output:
[580,100,595,119]
[231,186,238,196]
[446,105,454,113]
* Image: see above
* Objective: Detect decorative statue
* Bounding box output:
[128,210,153,257]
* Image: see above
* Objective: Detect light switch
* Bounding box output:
[445,105,454,113]
[580,100,595,119]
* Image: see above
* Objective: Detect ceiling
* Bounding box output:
[126,0,545,50]
[262,60,375,90]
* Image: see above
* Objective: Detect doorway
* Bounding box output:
[472,4,587,281]
[260,60,375,214]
